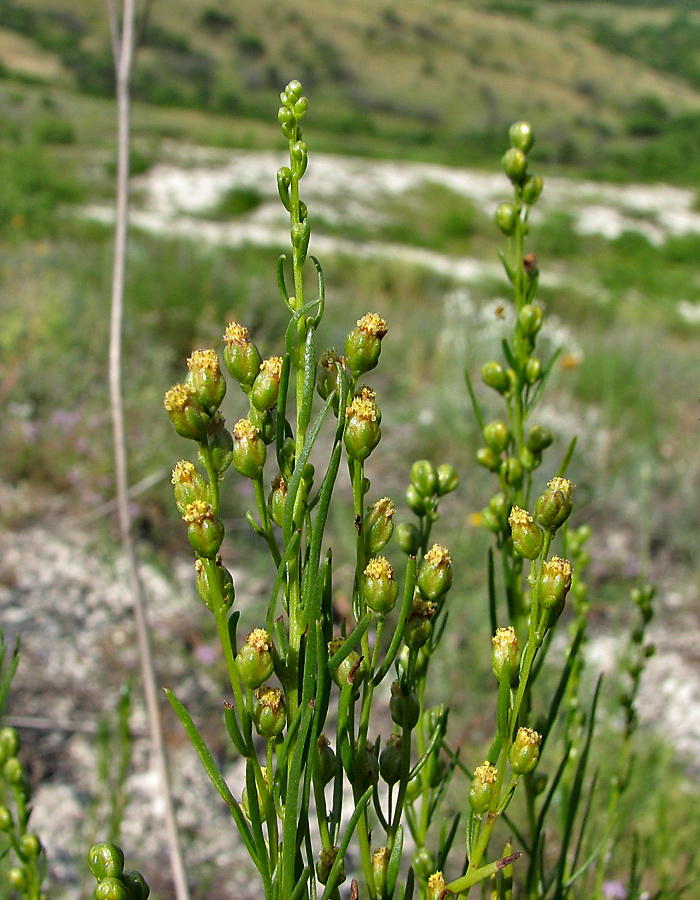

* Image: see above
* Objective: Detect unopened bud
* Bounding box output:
[477,447,502,472]
[345,395,381,461]
[417,544,452,601]
[222,322,262,387]
[317,735,337,786]
[525,357,541,384]
[345,313,388,376]
[186,348,226,414]
[508,506,544,559]
[437,463,459,496]
[317,349,345,410]
[509,727,541,774]
[518,304,543,338]
[328,639,366,689]
[88,842,125,880]
[363,557,399,614]
[495,202,518,236]
[390,680,419,729]
[121,871,150,900]
[232,419,266,479]
[373,849,390,896]
[0,806,11,832]
[235,629,274,689]
[427,872,449,900]
[357,742,379,790]
[195,557,234,610]
[379,733,404,785]
[171,461,207,515]
[268,474,287,527]
[3,757,22,785]
[364,497,396,554]
[406,483,427,515]
[501,456,524,488]
[536,556,572,622]
[492,626,520,685]
[250,356,284,411]
[317,847,344,886]
[205,412,234,473]
[509,121,534,153]
[481,361,511,394]
[404,595,436,649]
[182,501,224,558]
[396,521,420,555]
[502,147,528,184]
[522,173,543,205]
[526,425,553,453]
[164,384,211,441]
[253,686,286,739]
[411,459,439,498]
[483,421,510,454]
[534,477,573,531]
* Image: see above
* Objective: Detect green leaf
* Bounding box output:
[386,826,404,897]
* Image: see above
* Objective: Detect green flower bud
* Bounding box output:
[121,871,150,900]
[469,761,498,815]
[437,463,459,496]
[411,459,439,498]
[526,425,553,453]
[406,483,427,516]
[317,735,337,786]
[253,686,286,739]
[396,522,420,556]
[522,174,543,205]
[171,461,207,515]
[194,557,234,611]
[345,313,387,376]
[0,806,12,832]
[328,639,366,689]
[536,556,572,619]
[489,492,508,522]
[344,395,381,461]
[492,626,520,685]
[364,497,396,554]
[509,121,534,153]
[373,849,390,896]
[525,357,542,385]
[417,544,452,601]
[278,106,295,137]
[203,412,234,474]
[518,304,543,338]
[164,384,211,441]
[3,757,22,785]
[380,734,404,785]
[182,501,224,558]
[483,421,510,454]
[390,680,419,729]
[500,456,524,488]
[0,728,19,760]
[427,872,449,900]
[284,79,303,104]
[250,356,284,411]
[357,741,379,790]
[495,202,518,236]
[476,447,501,472]
[509,726,541,775]
[480,507,500,533]
[405,773,421,803]
[232,419,266,479]
[293,96,308,119]
[235,629,274,689]
[95,878,129,900]
[20,833,41,859]
[317,846,344,886]
[481,360,511,394]
[508,506,544,560]
[268,474,287,527]
[363,556,399,615]
[413,848,434,881]
[222,322,262,387]
[317,350,345,411]
[404,595,436,649]
[8,868,27,892]
[248,405,276,446]
[535,477,573,532]
[88,842,125,880]
[502,147,528,184]
[186,348,226,415]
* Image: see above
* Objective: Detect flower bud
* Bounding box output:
[0,806,12,832]
[363,557,399,615]
[413,848,434,881]
[427,872,449,900]
[390,680,419,729]
[396,522,420,555]
[411,459,439,498]
[268,474,287,527]
[534,477,573,532]
[363,497,395,554]
[164,384,211,441]
[186,348,226,414]
[241,768,270,821]
[3,757,22,785]
[357,741,379,790]
[345,313,387,376]
[0,728,18,760]
[328,639,366,689]
[250,356,284,411]
[489,492,508,521]
[417,544,452,601]
[317,349,345,410]
[195,557,234,610]
[437,463,459,496]
[121,871,150,900]
[235,629,274,689]
[476,447,501,472]
[509,121,534,153]
[182,501,224,558]
[508,506,544,559]
[522,174,543,205]
[373,849,390,896]
[525,357,542,384]
[502,147,528,184]
[20,833,40,859]
[253,686,286,739]
[222,322,262,387]
[404,595,436,649]
[483,421,510,454]
[8,868,27,892]
[205,412,234,474]
[171,462,207,515]
[518,304,543,338]
[344,395,381,461]
[379,733,404,785]
[480,507,500,533]
[500,456,524,489]
[536,556,572,622]
[406,483,427,516]
[509,727,541,775]
[495,202,518,236]
[317,847,344,886]
[284,79,303,103]
[232,419,266,479]
[405,773,421,802]
[481,360,511,394]
[317,735,337,786]
[526,425,553,453]
[88,842,125,880]
[492,626,520,685]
